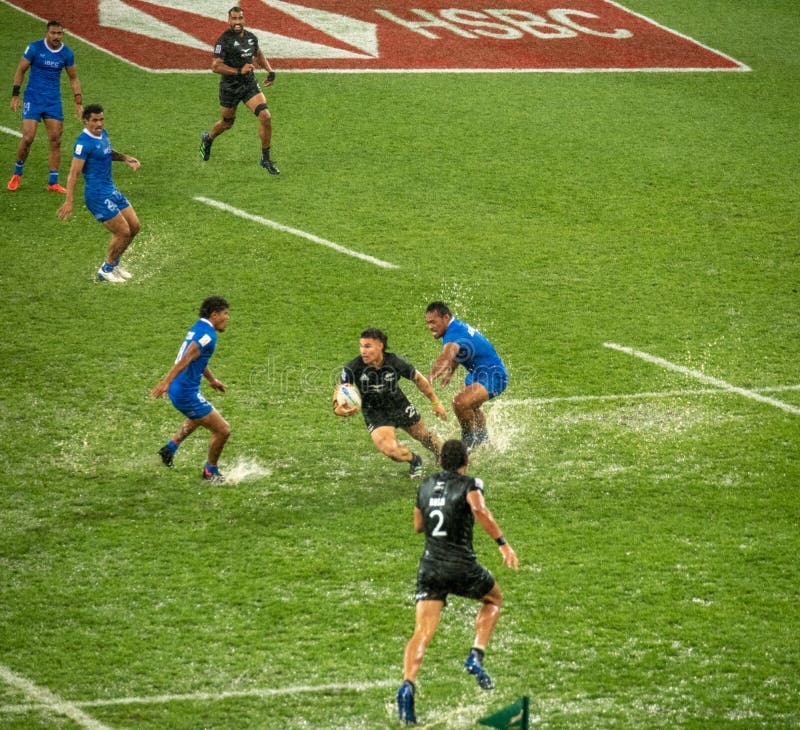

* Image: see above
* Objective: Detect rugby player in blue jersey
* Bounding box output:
[425,302,509,450]
[57,104,141,283]
[8,20,83,192]
[151,297,232,484]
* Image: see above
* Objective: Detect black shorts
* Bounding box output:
[415,562,495,604]
[364,401,421,432]
[219,76,263,109]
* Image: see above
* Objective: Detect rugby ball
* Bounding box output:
[336,383,362,410]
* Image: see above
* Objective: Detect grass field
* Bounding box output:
[1,1,798,728]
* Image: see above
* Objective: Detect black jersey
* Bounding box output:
[340,352,418,414]
[416,470,485,569]
[213,29,260,84]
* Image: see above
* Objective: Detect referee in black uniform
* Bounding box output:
[199,5,279,174]
[334,328,446,478]
[396,439,519,725]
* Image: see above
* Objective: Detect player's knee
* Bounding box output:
[222,116,235,128]
[218,420,232,439]
[253,103,270,120]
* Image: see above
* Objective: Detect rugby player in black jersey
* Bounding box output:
[199,5,279,174]
[397,439,518,724]
[334,328,447,478]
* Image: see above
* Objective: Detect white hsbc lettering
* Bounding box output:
[373,7,633,40]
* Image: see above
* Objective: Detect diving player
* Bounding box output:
[424,302,509,449]
[8,20,83,192]
[334,328,447,478]
[57,104,141,283]
[151,296,232,484]
[199,5,279,174]
[397,439,518,725]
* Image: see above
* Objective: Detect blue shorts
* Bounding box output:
[169,390,214,420]
[465,367,508,399]
[85,189,130,223]
[22,98,63,122]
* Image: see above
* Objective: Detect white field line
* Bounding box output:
[0,664,114,729]
[500,384,800,407]
[1,125,23,138]
[0,679,396,714]
[194,196,398,269]
[603,342,800,415]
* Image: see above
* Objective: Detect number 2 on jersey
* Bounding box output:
[430,509,447,537]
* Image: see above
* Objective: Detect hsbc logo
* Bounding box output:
[7,0,747,72]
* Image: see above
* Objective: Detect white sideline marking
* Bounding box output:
[500,384,800,407]
[0,679,396,713]
[1,125,23,138]
[603,342,800,415]
[194,196,399,269]
[0,664,113,729]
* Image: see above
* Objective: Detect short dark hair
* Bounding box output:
[199,296,230,319]
[440,439,468,471]
[228,6,244,15]
[82,103,103,120]
[426,301,451,317]
[46,20,63,30]
[360,328,387,348]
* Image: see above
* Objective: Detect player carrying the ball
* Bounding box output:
[334,328,447,478]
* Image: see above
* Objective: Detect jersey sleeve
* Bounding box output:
[467,476,485,495]
[23,43,35,62]
[73,137,89,160]
[65,47,75,67]
[392,354,418,381]
[212,34,226,58]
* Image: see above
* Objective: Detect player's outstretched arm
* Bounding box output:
[467,489,519,570]
[151,342,201,398]
[413,371,447,421]
[429,342,459,387]
[10,57,30,112]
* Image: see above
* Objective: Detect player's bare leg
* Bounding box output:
[197,409,231,467]
[8,120,38,189]
[371,426,414,463]
[403,600,444,683]
[404,420,442,457]
[246,93,278,174]
[102,206,140,265]
[473,582,503,650]
[201,106,236,160]
[44,118,63,167]
[453,382,491,447]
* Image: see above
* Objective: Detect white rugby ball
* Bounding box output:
[336,383,362,410]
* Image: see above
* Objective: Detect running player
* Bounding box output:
[8,20,83,192]
[334,328,447,478]
[424,302,509,450]
[57,104,141,283]
[199,5,279,174]
[151,296,232,484]
[397,439,518,725]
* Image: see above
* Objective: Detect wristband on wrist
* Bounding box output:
[431,400,440,406]
[496,536,507,546]
[266,70,276,82]
[237,67,241,75]
[13,85,21,96]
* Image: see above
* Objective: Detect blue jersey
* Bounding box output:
[73,128,115,196]
[442,319,506,375]
[22,39,74,107]
[168,318,218,398]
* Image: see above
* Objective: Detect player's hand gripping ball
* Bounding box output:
[336,383,362,411]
